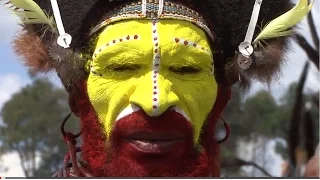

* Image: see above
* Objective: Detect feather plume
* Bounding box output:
[253,0,313,45]
[4,0,55,30]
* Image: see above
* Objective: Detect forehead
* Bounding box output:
[92,19,213,65]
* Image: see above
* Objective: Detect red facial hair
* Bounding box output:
[111,109,211,176]
[72,82,231,177]
[81,107,211,176]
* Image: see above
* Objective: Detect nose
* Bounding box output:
[129,72,179,117]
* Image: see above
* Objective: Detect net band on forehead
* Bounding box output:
[89,0,215,42]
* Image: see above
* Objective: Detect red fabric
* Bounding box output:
[71,82,231,177]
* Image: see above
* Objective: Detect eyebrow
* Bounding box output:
[92,34,141,60]
[172,37,211,55]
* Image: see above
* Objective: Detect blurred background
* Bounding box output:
[0,0,319,177]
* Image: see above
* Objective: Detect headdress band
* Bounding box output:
[89,0,215,42]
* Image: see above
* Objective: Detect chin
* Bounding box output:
[80,106,215,177]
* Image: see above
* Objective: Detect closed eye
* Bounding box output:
[107,64,141,72]
[169,66,201,75]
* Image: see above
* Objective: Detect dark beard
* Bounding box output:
[74,82,229,177]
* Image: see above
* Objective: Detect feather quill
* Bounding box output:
[253,0,313,45]
[4,0,55,30]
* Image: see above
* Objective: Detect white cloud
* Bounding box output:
[238,138,286,177]
[0,151,41,177]
[0,153,24,177]
[0,73,27,110]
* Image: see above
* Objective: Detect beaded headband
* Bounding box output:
[89,0,215,42]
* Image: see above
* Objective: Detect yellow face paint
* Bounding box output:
[87,19,218,144]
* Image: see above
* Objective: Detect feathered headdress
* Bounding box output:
[2,0,313,91]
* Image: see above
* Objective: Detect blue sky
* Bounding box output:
[0,1,319,177]
[0,4,29,80]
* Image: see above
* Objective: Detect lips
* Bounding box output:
[123,132,187,153]
[113,109,193,156]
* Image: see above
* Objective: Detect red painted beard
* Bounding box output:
[74,83,231,177]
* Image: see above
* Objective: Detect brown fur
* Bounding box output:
[13,26,55,73]
[54,51,88,93]
[13,26,88,93]
[225,37,289,89]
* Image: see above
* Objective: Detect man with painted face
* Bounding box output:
[4,0,312,177]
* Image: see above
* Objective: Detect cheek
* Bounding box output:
[171,75,218,143]
[86,74,137,137]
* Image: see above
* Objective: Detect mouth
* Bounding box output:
[123,132,187,153]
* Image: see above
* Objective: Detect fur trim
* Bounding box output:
[12,26,88,92]
[54,51,88,93]
[13,26,55,73]
[225,37,289,89]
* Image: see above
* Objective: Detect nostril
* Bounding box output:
[168,106,175,111]
[168,106,190,120]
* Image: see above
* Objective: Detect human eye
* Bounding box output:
[107,64,141,72]
[169,66,201,75]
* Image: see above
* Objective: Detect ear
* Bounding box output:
[68,81,89,117]
[200,85,231,176]
[69,94,81,117]
[212,85,232,119]
[210,85,231,177]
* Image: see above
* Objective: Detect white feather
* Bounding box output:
[4,0,55,30]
